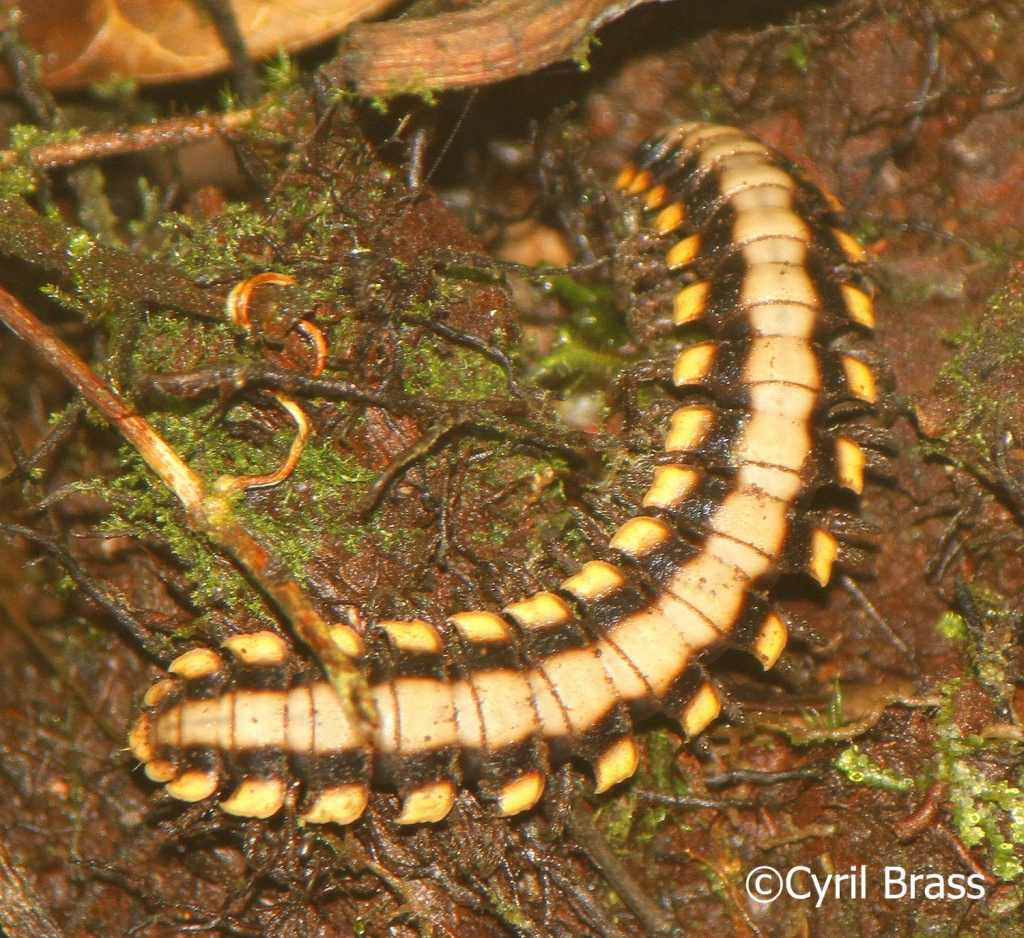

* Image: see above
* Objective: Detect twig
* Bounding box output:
[0,837,65,938]
[334,0,666,97]
[194,0,261,104]
[0,400,84,485]
[1,523,163,659]
[566,800,677,936]
[0,110,254,171]
[0,284,375,731]
[0,196,224,319]
[0,6,58,125]
[0,599,124,742]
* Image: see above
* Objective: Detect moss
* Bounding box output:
[959,587,1016,703]
[927,286,1024,460]
[262,52,301,92]
[532,271,634,387]
[934,679,1024,882]
[937,610,970,642]
[57,228,140,322]
[596,730,691,851]
[0,124,82,198]
[485,889,536,931]
[102,451,257,617]
[782,33,810,73]
[371,82,438,108]
[571,34,599,71]
[402,336,509,400]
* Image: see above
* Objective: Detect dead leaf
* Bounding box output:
[5,0,399,90]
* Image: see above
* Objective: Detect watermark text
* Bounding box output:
[745,865,987,907]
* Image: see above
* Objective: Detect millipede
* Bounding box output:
[129,122,886,828]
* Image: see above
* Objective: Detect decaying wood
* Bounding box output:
[335,0,668,97]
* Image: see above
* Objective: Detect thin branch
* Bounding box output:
[1,523,163,659]
[566,800,677,936]
[0,197,224,319]
[194,0,261,104]
[0,400,84,486]
[0,110,254,171]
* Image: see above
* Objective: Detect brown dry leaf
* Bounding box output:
[6,0,399,91]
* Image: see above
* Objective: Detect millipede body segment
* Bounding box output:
[129,123,881,826]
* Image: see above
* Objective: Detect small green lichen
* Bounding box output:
[597,729,676,848]
[834,745,914,791]
[783,37,809,73]
[572,35,599,71]
[403,336,508,400]
[937,610,969,642]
